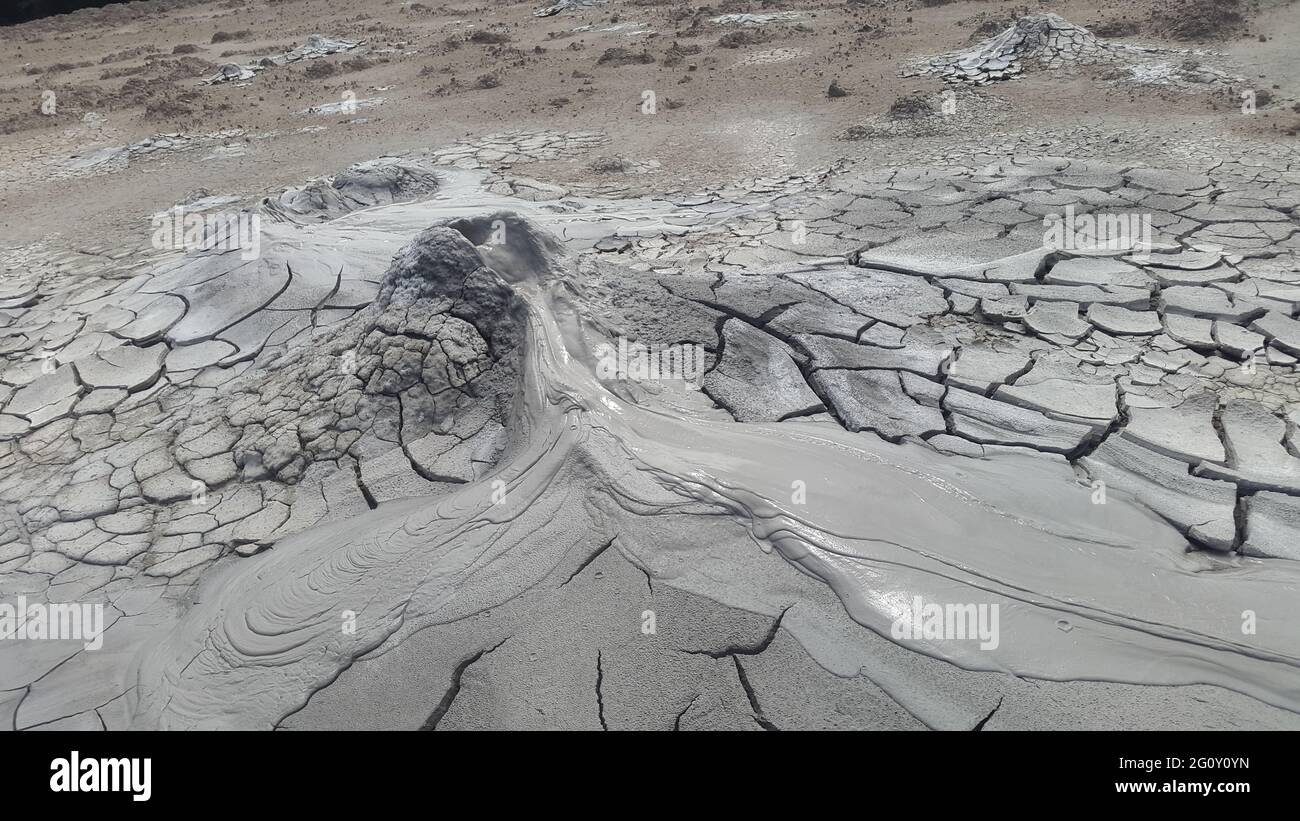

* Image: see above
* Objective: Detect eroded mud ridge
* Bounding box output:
[3,142,1300,730]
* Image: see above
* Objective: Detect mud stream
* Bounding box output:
[131,222,1300,729]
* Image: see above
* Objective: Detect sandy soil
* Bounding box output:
[1,0,1296,250]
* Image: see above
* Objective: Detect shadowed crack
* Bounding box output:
[732,656,778,731]
[692,605,793,732]
[13,640,99,730]
[623,553,655,595]
[1208,400,1251,552]
[21,688,132,731]
[786,341,853,432]
[664,281,801,331]
[971,697,1003,731]
[419,637,508,731]
[685,605,790,659]
[308,265,345,330]
[350,458,378,510]
[989,350,1038,397]
[673,693,700,731]
[12,686,28,732]
[561,537,616,587]
[595,650,608,731]
[777,405,828,423]
[1064,375,1129,464]
[1233,487,1255,552]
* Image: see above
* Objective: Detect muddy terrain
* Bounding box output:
[1,0,1298,731]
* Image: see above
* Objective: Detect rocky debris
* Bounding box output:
[262,157,440,223]
[202,35,362,85]
[589,156,633,174]
[596,48,655,67]
[718,29,774,49]
[889,94,937,119]
[662,41,703,68]
[301,97,385,116]
[904,13,1241,92]
[277,35,363,64]
[846,89,1012,141]
[711,13,804,27]
[202,63,258,85]
[729,47,806,69]
[535,0,606,17]
[57,131,245,176]
[906,14,1111,84]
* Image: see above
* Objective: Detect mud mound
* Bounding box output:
[196,224,527,496]
[845,89,1012,141]
[596,47,655,67]
[535,0,605,16]
[888,93,936,119]
[262,157,441,223]
[372,224,527,353]
[200,34,363,85]
[907,13,1116,84]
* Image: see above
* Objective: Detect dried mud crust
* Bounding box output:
[2,0,1299,732]
[4,131,1300,729]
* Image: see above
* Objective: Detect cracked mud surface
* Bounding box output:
[2,0,1299,731]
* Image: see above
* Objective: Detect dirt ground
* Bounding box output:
[1,0,1297,249]
[5,0,1300,736]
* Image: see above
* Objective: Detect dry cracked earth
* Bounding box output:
[2,0,1300,731]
